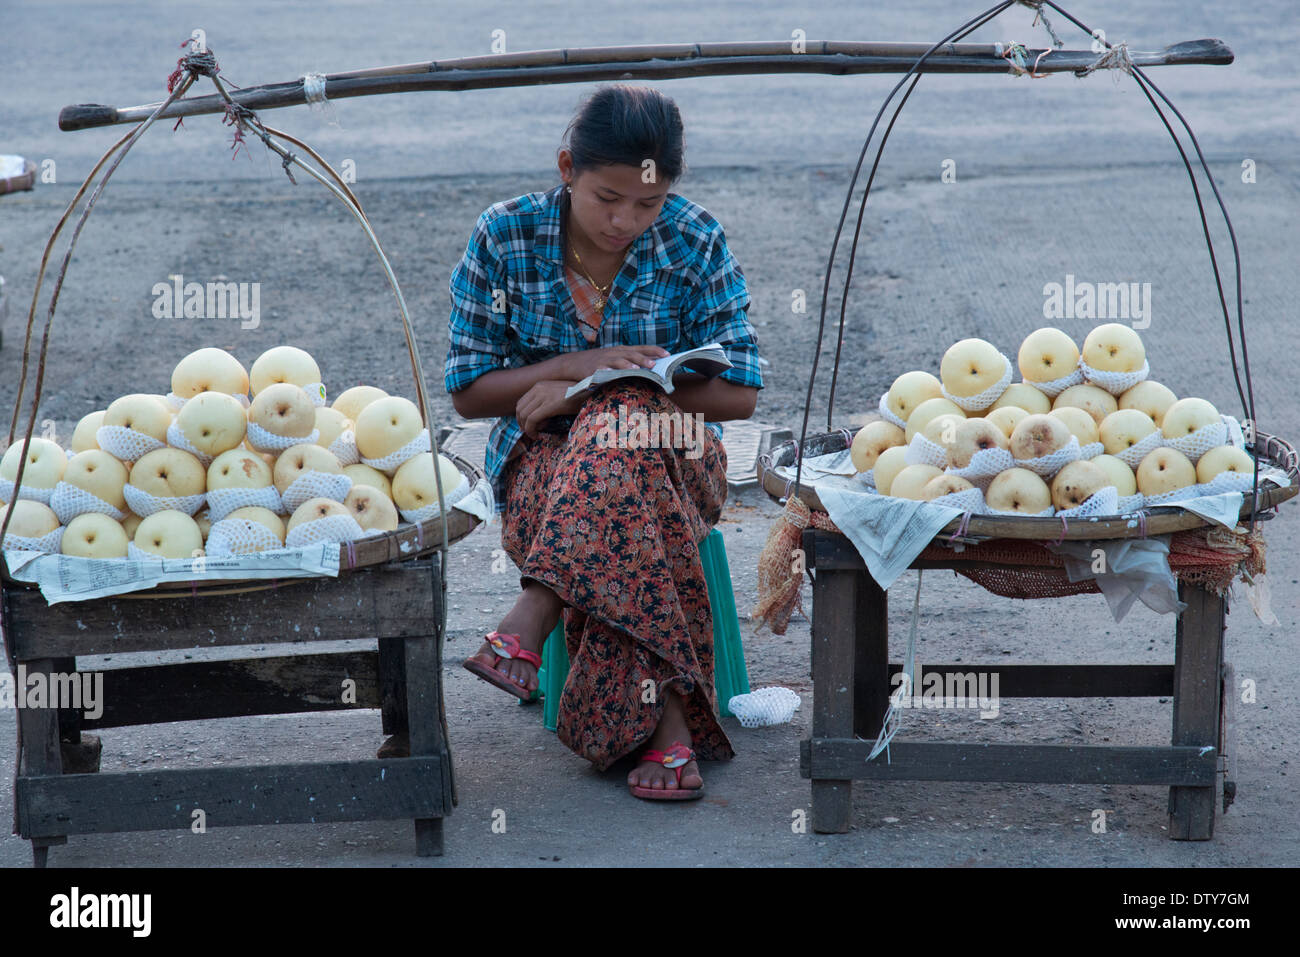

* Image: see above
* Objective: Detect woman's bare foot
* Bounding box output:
[467,579,564,695]
[626,688,703,792]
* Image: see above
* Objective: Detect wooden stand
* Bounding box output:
[5,559,455,866]
[801,528,1227,840]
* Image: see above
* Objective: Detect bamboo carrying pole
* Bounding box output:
[58,38,1232,131]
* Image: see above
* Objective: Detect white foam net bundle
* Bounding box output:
[206,518,285,555]
[205,485,283,521]
[1115,429,1164,471]
[123,484,206,517]
[1223,415,1246,449]
[302,382,328,407]
[987,504,1055,518]
[96,425,166,463]
[328,430,360,467]
[246,422,320,453]
[126,541,174,562]
[397,477,474,524]
[0,477,56,505]
[876,392,907,429]
[280,471,353,515]
[1116,492,1145,513]
[1163,420,1228,465]
[1013,435,1081,478]
[945,446,1015,484]
[50,482,126,524]
[941,353,1013,413]
[904,434,947,469]
[1142,484,1202,507]
[361,428,431,475]
[728,687,802,728]
[165,422,217,468]
[284,513,365,548]
[1078,441,1105,461]
[1080,358,1150,396]
[1199,471,1257,496]
[927,486,987,514]
[1023,365,1084,399]
[1057,485,1119,518]
[1,526,64,553]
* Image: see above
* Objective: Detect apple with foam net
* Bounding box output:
[986,468,1052,513]
[133,509,203,558]
[250,346,322,396]
[172,347,250,400]
[1018,327,1079,383]
[940,338,1005,398]
[62,513,128,558]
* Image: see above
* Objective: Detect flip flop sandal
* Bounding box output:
[629,741,704,801]
[462,630,543,702]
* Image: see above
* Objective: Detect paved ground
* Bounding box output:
[0,0,1296,867]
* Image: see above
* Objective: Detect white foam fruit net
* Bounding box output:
[166,391,251,411]
[1142,484,1202,507]
[205,485,283,521]
[246,421,320,453]
[904,434,947,469]
[1163,420,1228,465]
[165,422,218,468]
[941,353,1013,412]
[876,392,907,430]
[1114,429,1164,471]
[1078,441,1105,461]
[123,484,206,517]
[397,477,474,524]
[1014,435,1081,478]
[284,513,365,548]
[1080,358,1150,396]
[1022,365,1084,399]
[927,486,987,514]
[361,428,431,474]
[328,430,360,467]
[281,471,353,515]
[1,526,64,554]
[302,382,328,407]
[1116,492,1145,513]
[728,686,802,728]
[206,518,285,555]
[0,477,56,505]
[1057,485,1119,518]
[96,425,166,462]
[50,482,126,524]
[945,446,1015,483]
[987,504,1055,518]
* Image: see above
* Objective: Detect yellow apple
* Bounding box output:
[1098,409,1158,456]
[904,397,966,443]
[850,421,905,473]
[1,437,67,492]
[1051,460,1109,510]
[921,474,975,501]
[133,510,204,559]
[207,448,275,490]
[884,371,943,423]
[0,500,60,538]
[174,391,248,457]
[940,338,1006,398]
[887,464,944,501]
[1018,327,1080,383]
[343,463,393,499]
[172,347,250,400]
[1053,384,1118,426]
[1119,380,1177,427]
[121,512,143,539]
[1010,414,1073,461]
[990,382,1051,416]
[1196,445,1256,484]
[355,396,425,461]
[1090,454,1138,497]
[62,449,129,511]
[945,418,1009,470]
[332,385,388,422]
[985,406,1029,441]
[392,452,467,511]
[71,411,106,453]
[129,448,207,499]
[61,512,128,558]
[870,446,909,495]
[1137,448,1198,497]
[1049,406,1100,447]
[248,383,318,446]
[250,346,322,396]
[344,484,400,533]
[921,413,966,448]
[103,394,172,443]
[286,497,352,533]
[1082,322,1145,373]
[274,444,344,495]
[986,468,1053,513]
[225,505,287,543]
[314,407,354,450]
[1161,397,1220,439]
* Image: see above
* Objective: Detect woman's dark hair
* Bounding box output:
[562,85,686,184]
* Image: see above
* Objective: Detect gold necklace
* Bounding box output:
[569,242,618,312]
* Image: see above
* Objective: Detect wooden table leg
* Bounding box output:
[1168,580,1225,840]
[809,538,859,833]
[17,657,68,867]
[854,572,889,740]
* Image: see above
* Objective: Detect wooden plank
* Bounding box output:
[9,561,437,658]
[1168,581,1225,840]
[854,572,889,739]
[16,758,448,837]
[806,528,856,833]
[883,663,1173,698]
[378,637,408,737]
[802,740,1216,785]
[79,652,381,730]
[16,658,68,864]
[405,631,449,857]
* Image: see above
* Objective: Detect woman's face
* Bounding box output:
[559,150,670,255]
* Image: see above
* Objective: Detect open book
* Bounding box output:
[564,343,733,399]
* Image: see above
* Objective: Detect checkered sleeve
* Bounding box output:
[445,210,510,395]
[679,222,764,390]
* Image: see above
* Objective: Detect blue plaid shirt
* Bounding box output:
[444,182,764,515]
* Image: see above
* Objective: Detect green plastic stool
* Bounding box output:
[525,527,750,731]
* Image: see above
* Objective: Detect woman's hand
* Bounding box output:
[516,379,588,439]
[558,345,669,383]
